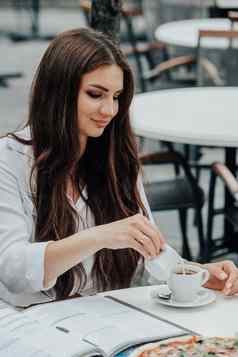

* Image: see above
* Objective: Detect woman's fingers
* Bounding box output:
[100,213,166,258]
[222,261,238,295]
[128,232,150,259]
[129,236,150,259]
[205,261,238,295]
[134,215,165,255]
[131,229,157,257]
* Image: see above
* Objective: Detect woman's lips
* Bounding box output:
[91,119,110,128]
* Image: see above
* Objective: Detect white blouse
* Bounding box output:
[0,129,156,307]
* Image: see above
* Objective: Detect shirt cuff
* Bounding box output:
[25,241,57,291]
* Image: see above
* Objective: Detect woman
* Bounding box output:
[0,28,237,307]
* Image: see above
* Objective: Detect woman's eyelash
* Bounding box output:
[86,91,121,100]
[87,91,101,98]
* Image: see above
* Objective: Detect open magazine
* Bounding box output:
[0,294,193,357]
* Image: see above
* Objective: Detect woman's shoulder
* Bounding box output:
[0,127,32,157]
[0,127,32,175]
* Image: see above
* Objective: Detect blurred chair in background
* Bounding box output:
[140,150,206,262]
[197,28,238,87]
[207,162,238,261]
[209,0,238,18]
[190,27,238,183]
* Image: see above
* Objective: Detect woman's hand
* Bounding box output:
[91,213,166,259]
[202,260,238,296]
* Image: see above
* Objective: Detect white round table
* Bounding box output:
[217,0,238,8]
[159,0,212,6]
[131,86,238,256]
[155,18,237,49]
[158,0,238,8]
[131,87,238,147]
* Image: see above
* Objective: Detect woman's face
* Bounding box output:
[77,64,124,146]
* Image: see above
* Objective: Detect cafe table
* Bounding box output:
[155,18,238,49]
[158,0,238,9]
[216,0,238,9]
[130,86,238,257]
[105,285,238,337]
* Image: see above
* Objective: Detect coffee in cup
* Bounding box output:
[167,264,209,303]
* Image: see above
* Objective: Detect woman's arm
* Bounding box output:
[43,213,165,288]
[0,145,164,294]
[43,171,166,288]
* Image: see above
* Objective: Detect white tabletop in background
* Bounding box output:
[107,286,238,337]
[215,0,238,8]
[155,18,238,48]
[159,0,238,8]
[130,87,238,147]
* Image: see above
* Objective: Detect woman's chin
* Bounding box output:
[88,127,106,137]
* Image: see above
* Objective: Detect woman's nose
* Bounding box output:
[99,99,115,117]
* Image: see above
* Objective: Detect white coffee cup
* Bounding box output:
[167,264,210,303]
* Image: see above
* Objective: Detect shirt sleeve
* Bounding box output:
[135,172,182,286]
[0,149,56,294]
[137,172,155,225]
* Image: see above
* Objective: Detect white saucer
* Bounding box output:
[151,284,216,308]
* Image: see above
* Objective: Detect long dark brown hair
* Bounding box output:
[12,28,147,298]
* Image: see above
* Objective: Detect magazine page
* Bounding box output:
[0,297,101,357]
[23,295,186,357]
[20,326,100,357]
[23,295,129,330]
[0,295,187,357]
[0,328,53,357]
[82,309,185,357]
[0,300,42,338]
[0,325,98,357]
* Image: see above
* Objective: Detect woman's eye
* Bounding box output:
[87,91,102,99]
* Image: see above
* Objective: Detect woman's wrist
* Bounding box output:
[79,227,106,252]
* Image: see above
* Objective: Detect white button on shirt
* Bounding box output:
[0,128,158,307]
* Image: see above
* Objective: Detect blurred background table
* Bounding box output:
[131,87,238,259]
[155,18,237,49]
[155,17,238,86]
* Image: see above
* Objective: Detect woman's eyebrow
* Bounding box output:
[89,84,123,93]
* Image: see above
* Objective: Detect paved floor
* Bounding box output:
[0,6,237,264]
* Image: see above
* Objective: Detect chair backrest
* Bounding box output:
[210,1,238,17]
[228,11,238,27]
[197,29,238,86]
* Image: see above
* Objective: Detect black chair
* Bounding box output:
[209,1,238,18]
[140,150,206,262]
[206,162,238,261]
[190,27,238,182]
